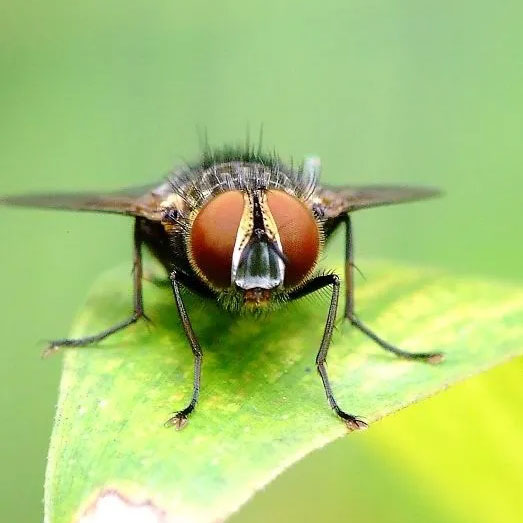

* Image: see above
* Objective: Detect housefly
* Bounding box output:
[1,146,443,430]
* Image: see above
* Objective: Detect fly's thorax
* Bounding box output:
[187,187,322,304]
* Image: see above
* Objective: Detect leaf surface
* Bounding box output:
[45,260,523,522]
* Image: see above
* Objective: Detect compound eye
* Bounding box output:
[190,191,244,288]
[267,190,320,287]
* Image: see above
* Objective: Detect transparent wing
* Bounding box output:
[0,183,170,220]
[317,184,441,217]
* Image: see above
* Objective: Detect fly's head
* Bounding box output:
[178,154,324,312]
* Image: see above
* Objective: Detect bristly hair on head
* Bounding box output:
[166,143,321,217]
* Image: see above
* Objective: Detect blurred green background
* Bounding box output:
[0,1,521,522]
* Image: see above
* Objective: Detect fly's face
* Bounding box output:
[187,186,322,309]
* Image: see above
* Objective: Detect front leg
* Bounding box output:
[43,218,149,357]
[288,275,367,430]
[164,270,204,430]
[343,214,443,364]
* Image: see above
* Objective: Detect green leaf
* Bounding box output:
[45,260,523,523]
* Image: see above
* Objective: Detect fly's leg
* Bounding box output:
[288,275,367,430]
[164,270,203,430]
[343,215,443,364]
[43,218,149,357]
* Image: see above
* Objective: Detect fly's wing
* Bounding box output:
[317,184,441,218]
[0,182,176,221]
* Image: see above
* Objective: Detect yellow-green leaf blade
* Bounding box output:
[45,261,523,522]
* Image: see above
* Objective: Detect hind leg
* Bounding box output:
[343,214,442,364]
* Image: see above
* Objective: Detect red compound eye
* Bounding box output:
[190,191,244,288]
[267,190,320,287]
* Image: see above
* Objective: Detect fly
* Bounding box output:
[0,145,443,430]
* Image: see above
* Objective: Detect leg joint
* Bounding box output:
[327,273,340,286]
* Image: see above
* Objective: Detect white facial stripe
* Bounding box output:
[230,190,286,288]
[259,191,285,281]
[230,192,254,283]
